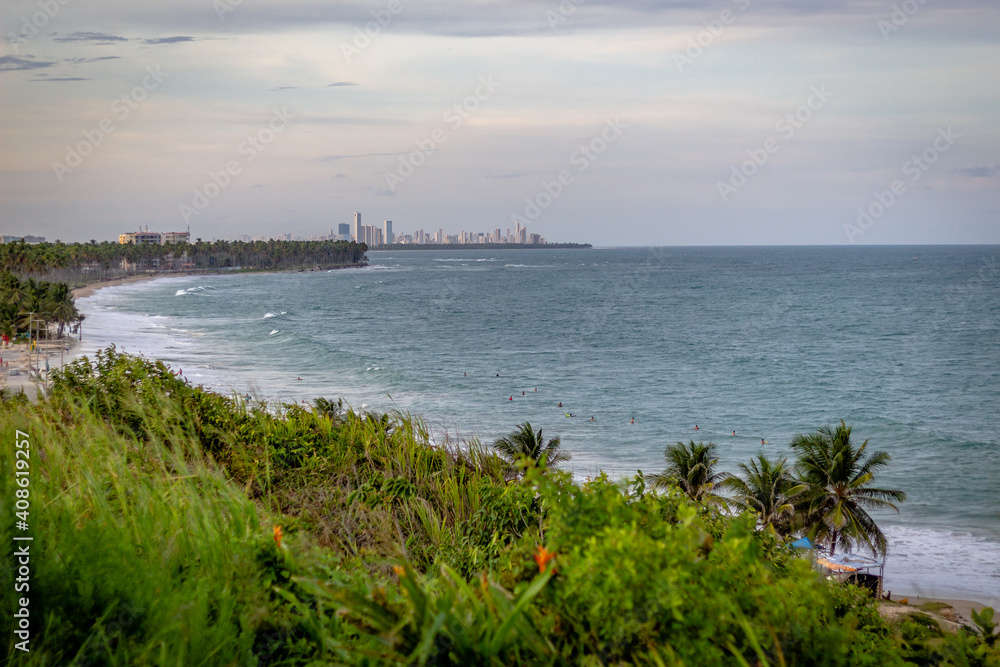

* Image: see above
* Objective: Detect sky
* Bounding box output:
[1,0,998,246]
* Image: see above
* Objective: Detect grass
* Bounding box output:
[1,348,997,665]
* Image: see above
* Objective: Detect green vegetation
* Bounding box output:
[721,455,804,538]
[0,272,80,340]
[791,420,907,556]
[649,440,731,506]
[0,238,368,285]
[1,349,996,665]
[651,424,907,557]
[492,422,569,478]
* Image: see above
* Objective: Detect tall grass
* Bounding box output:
[3,349,994,665]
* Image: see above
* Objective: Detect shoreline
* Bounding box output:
[71,263,368,300]
[61,268,1000,610]
[72,274,161,299]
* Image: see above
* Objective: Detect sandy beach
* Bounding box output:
[71,274,160,299]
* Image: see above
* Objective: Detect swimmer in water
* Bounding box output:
[694,425,699,430]
[558,402,563,407]
[534,387,537,392]
[296,377,302,381]
[463,372,467,377]
[732,431,736,436]
[509,396,513,401]
[590,416,595,421]
[761,439,766,445]
[522,391,525,395]
[496,373,500,377]
[630,417,635,424]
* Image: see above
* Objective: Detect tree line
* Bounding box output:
[0,272,80,340]
[0,238,369,285]
[494,419,906,557]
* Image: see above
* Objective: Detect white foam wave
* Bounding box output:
[882,525,1000,604]
[269,330,279,336]
[263,312,276,319]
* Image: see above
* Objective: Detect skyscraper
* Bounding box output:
[352,212,361,242]
[338,223,350,241]
[384,220,393,245]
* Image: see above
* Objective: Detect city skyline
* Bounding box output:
[1,2,998,246]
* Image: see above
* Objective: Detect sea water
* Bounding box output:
[76,246,1000,603]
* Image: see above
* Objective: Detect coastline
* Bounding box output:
[61,261,1000,612]
[72,274,161,299]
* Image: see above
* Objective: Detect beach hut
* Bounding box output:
[816,552,885,598]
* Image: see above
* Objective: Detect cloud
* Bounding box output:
[319,152,398,161]
[0,55,58,71]
[51,31,129,44]
[142,36,199,44]
[271,82,356,91]
[31,77,91,81]
[63,56,122,64]
[953,165,999,178]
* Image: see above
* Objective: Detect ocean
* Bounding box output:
[76,246,1000,604]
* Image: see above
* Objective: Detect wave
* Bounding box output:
[263,313,276,319]
[882,525,1000,604]
[269,330,279,336]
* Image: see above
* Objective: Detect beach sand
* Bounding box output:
[1,336,79,400]
[884,594,992,629]
[72,274,160,299]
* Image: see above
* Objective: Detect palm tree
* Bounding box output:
[791,420,906,557]
[722,455,804,536]
[45,282,78,338]
[492,422,569,476]
[650,440,731,505]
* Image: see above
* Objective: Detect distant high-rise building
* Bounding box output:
[384,220,393,244]
[119,231,162,245]
[338,223,350,241]
[353,212,361,242]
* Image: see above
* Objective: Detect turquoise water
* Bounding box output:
[78,246,1000,602]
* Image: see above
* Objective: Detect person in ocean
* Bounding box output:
[522,391,525,395]
[509,396,513,401]
[558,402,563,407]
[496,373,500,377]
[694,425,699,430]
[630,417,635,424]
[732,430,736,436]
[463,372,467,377]
[590,416,595,421]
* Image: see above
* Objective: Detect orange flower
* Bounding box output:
[393,565,406,578]
[534,545,556,573]
[273,525,283,548]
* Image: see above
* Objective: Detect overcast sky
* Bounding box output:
[1,0,998,246]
